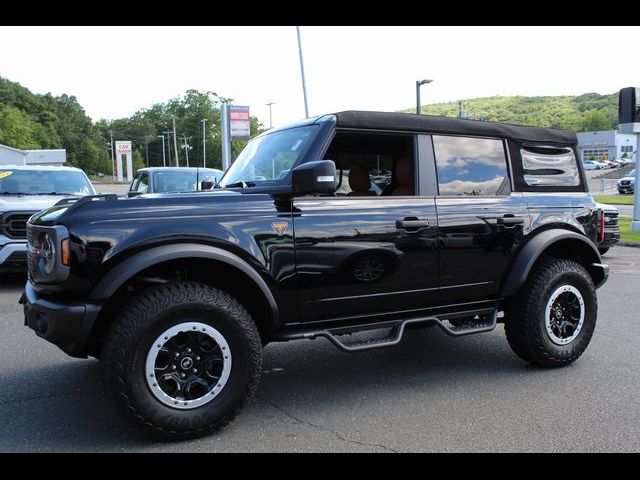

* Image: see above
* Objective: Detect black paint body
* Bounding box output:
[23,112,606,357]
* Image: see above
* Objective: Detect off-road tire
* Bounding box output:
[504,258,597,368]
[101,281,262,440]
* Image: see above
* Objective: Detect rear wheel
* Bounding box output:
[504,258,597,368]
[101,281,262,439]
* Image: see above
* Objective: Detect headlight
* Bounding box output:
[28,224,70,283]
[37,232,56,275]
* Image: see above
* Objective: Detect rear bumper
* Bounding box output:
[21,281,102,358]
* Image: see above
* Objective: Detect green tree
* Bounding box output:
[0,105,39,149]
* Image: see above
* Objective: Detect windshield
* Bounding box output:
[153,170,221,193]
[219,126,316,187]
[629,169,636,177]
[0,169,94,196]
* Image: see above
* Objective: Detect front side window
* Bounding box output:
[136,173,149,193]
[433,136,508,196]
[218,126,317,188]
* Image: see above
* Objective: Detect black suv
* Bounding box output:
[22,111,608,439]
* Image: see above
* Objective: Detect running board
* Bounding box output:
[279,307,498,353]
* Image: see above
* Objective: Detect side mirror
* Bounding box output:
[291,160,337,196]
[128,191,143,198]
[200,180,215,190]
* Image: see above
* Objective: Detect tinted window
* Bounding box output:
[433,136,508,196]
[521,146,580,187]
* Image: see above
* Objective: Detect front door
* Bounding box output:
[292,196,438,323]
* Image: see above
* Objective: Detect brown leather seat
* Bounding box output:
[347,165,375,196]
[392,157,413,195]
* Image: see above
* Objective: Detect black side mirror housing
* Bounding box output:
[200,181,215,190]
[291,160,337,196]
[128,191,143,198]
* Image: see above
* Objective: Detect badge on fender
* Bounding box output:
[271,221,288,236]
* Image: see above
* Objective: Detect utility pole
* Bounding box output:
[144,135,150,168]
[172,116,179,167]
[266,102,275,128]
[296,26,309,118]
[181,135,191,167]
[163,130,172,166]
[157,135,166,167]
[109,131,115,181]
[458,101,464,119]
[201,118,208,168]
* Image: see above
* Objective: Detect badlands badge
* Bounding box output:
[271,221,288,236]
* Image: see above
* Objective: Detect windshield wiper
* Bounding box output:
[220,181,256,189]
[30,192,80,196]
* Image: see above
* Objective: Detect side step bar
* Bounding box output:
[279,307,498,353]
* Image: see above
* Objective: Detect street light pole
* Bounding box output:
[163,130,172,166]
[416,79,433,115]
[296,26,309,118]
[157,134,166,167]
[201,118,208,168]
[266,102,275,128]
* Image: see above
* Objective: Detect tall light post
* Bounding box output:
[296,26,309,118]
[416,79,433,115]
[157,134,166,167]
[201,118,208,168]
[266,101,275,128]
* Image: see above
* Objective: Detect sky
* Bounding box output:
[1,26,639,128]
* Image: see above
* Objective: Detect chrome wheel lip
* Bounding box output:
[544,285,585,346]
[145,322,232,410]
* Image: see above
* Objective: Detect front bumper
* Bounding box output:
[0,242,27,270]
[21,281,102,358]
[600,230,621,248]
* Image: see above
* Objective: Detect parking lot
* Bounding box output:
[0,246,637,452]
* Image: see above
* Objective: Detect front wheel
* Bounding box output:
[504,258,597,368]
[101,282,262,439]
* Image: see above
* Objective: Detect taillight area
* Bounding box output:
[598,208,605,243]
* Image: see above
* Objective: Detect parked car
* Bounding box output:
[0,165,95,271]
[583,161,599,171]
[23,111,608,439]
[596,203,620,255]
[617,169,636,194]
[128,167,224,196]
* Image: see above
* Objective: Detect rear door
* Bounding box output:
[432,135,529,304]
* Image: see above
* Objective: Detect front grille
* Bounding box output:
[26,224,34,278]
[1,212,37,239]
[604,212,619,227]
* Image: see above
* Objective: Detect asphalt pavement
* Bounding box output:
[1,247,639,452]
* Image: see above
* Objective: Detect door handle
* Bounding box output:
[497,216,524,226]
[396,217,430,231]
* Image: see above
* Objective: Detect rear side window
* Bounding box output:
[520,146,580,187]
[433,136,509,196]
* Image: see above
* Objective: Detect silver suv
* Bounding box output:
[0,165,95,271]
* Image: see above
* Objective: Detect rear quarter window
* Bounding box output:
[520,146,580,187]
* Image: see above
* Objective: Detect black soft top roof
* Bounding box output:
[334,111,576,146]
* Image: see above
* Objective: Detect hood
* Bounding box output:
[595,202,618,213]
[0,194,80,213]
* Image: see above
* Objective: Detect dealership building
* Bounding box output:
[576,130,637,163]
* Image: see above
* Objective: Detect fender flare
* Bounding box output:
[500,229,602,298]
[89,243,278,323]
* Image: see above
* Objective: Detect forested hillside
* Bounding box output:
[405,93,617,131]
